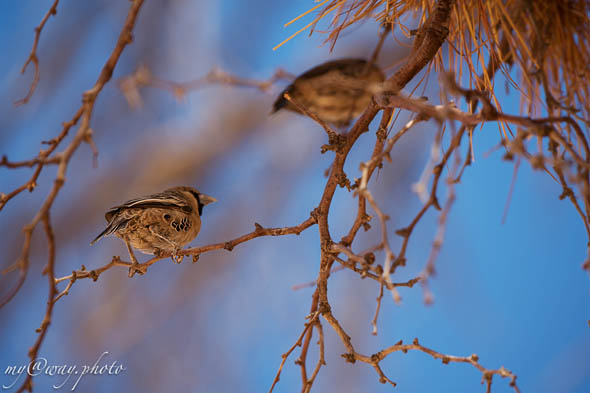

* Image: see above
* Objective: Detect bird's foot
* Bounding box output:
[125,239,145,278]
[128,262,147,278]
[170,248,184,264]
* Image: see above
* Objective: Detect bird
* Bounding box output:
[271,58,385,128]
[91,186,216,276]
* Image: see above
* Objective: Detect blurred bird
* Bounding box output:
[91,186,216,276]
[271,58,385,128]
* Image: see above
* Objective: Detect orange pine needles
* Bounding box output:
[278,0,590,121]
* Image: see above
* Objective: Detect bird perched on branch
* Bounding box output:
[91,186,216,277]
[271,58,385,128]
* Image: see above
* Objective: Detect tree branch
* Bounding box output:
[54,216,317,297]
[14,0,60,106]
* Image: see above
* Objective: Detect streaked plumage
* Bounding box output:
[91,186,216,275]
[272,58,385,127]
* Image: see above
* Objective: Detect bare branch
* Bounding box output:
[15,0,60,105]
[370,281,384,335]
[119,64,294,108]
[12,212,58,393]
[268,311,319,393]
[366,338,521,393]
[1,0,146,313]
[54,217,317,296]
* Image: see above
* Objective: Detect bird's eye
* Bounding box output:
[190,191,201,204]
[164,214,171,221]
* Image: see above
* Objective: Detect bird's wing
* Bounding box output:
[105,190,192,222]
[91,190,193,245]
[298,58,368,80]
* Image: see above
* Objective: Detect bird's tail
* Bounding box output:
[90,216,129,245]
[90,227,110,245]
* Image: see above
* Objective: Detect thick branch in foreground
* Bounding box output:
[302,1,460,391]
[386,0,454,92]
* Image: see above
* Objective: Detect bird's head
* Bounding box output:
[175,186,217,216]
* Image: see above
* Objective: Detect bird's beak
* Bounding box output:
[198,193,217,205]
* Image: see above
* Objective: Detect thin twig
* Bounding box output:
[268,311,320,393]
[15,0,60,105]
[119,65,294,108]
[13,212,58,393]
[371,281,384,335]
[54,217,317,295]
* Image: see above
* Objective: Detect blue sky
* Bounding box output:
[1,1,589,393]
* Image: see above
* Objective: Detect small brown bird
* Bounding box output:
[272,58,385,127]
[91,186,216,276]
